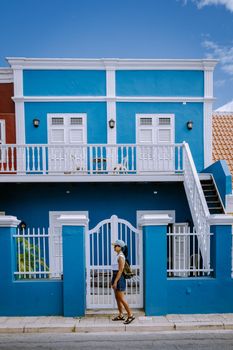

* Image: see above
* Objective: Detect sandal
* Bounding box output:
[112,314,125,321]
[124,315,135,324]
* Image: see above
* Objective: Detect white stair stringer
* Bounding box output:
[183,142,211,272]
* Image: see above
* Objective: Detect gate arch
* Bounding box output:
[86,215,143,309]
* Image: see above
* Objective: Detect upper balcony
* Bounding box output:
[0,143,209,183]
[0,144,188,182]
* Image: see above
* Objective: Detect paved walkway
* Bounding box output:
[0,313,233,333]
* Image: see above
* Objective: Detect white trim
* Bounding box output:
[226,194,233,214]
[58,214,89,226]
[204,68,214,168]
[137,210,175,227]
[0,68,13,83]
[7,57,218,70]
[204,70,213,99]
[106,69,116,144]
[0,215,20,227]
[12,96,214,103]
[13,69,25,144]
[208,214,233,225]
[203,102,212,167]
[138,213,173,226]
[0,119,6,143]
[0,174,185,183]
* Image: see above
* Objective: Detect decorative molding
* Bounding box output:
[6,57,218,71]
[13,69,25,144]
[138,213,173,226]
[58,214,89,226]
[106,69,116,144]
[0,215,20,227]
[203,102,212,168]
[12,96,214,103]
[208,214,233,225]
[0,68,13,83]
[0,174,185,183]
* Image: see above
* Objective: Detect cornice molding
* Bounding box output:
[0,215,20,227]
[13,95,214,103]
[58,214,89,226]
[6,57,218,71]
[0,68,13,83]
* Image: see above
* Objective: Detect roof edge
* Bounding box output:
[5,57,218,70]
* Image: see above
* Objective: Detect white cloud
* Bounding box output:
[214,79,226,87]
[202,40,233,75]
[180,0,233,12]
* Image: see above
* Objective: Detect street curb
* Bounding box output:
[1,322,233,334]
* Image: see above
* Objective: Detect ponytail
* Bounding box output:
[121,245,128,259]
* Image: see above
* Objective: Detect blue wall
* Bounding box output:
[23,70,106,96]
[116,102,204,171]
[143,222,233,316]
[116,70,204,97]
[202,160,232,206]
[0,182,192,229]
[24,102,107,144]
[0,226,63,316]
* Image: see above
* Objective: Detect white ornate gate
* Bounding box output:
[86,215,143,309]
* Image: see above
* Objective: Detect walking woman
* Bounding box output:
[111,239,135,324]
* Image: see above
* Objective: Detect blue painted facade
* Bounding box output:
[116,70,204,97]
[23,70,106,96]
[25,102,107,144]
[1,58,233,317]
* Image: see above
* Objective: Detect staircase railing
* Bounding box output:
[182,142,211,271]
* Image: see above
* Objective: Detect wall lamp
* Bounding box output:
[108,119,115,129]
[33,118,40,128]
[19,221,27,231]
[187,120,193,130]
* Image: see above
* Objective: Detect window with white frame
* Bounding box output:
[0,120,6,162]
[47,114,87,145]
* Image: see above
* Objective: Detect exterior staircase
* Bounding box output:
[200,179,225,214]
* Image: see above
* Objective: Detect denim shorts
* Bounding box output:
[111,271,126,292]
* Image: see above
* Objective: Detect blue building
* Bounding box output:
[0,58,233,317]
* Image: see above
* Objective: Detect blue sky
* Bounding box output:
[0,0,232,108]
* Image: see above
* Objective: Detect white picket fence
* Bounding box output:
[167,226,213,277]
[13,228,62,279]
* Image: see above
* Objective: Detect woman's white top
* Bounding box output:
[111,252,125,271]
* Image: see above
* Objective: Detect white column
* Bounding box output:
[13,69,25,144]
[203,68,214,168]
[106,69,116,144]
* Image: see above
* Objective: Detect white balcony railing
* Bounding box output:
[0,143,183,175]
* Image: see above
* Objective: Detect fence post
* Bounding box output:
[58,214,89,317]
[0,216,20,313]
[139,214,172,316]
[210,224,232,280]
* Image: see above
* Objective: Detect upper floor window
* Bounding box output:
[47,114,87,145]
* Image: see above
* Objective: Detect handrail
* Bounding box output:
[182,141,210,270]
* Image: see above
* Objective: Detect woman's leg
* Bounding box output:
[116,291,132,317]
[114,290,124,316]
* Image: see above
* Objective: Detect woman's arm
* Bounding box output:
[112,256,124,289]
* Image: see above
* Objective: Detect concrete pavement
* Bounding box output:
[1,313,233,333]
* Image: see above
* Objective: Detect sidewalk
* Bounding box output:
[1,313,233,333]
